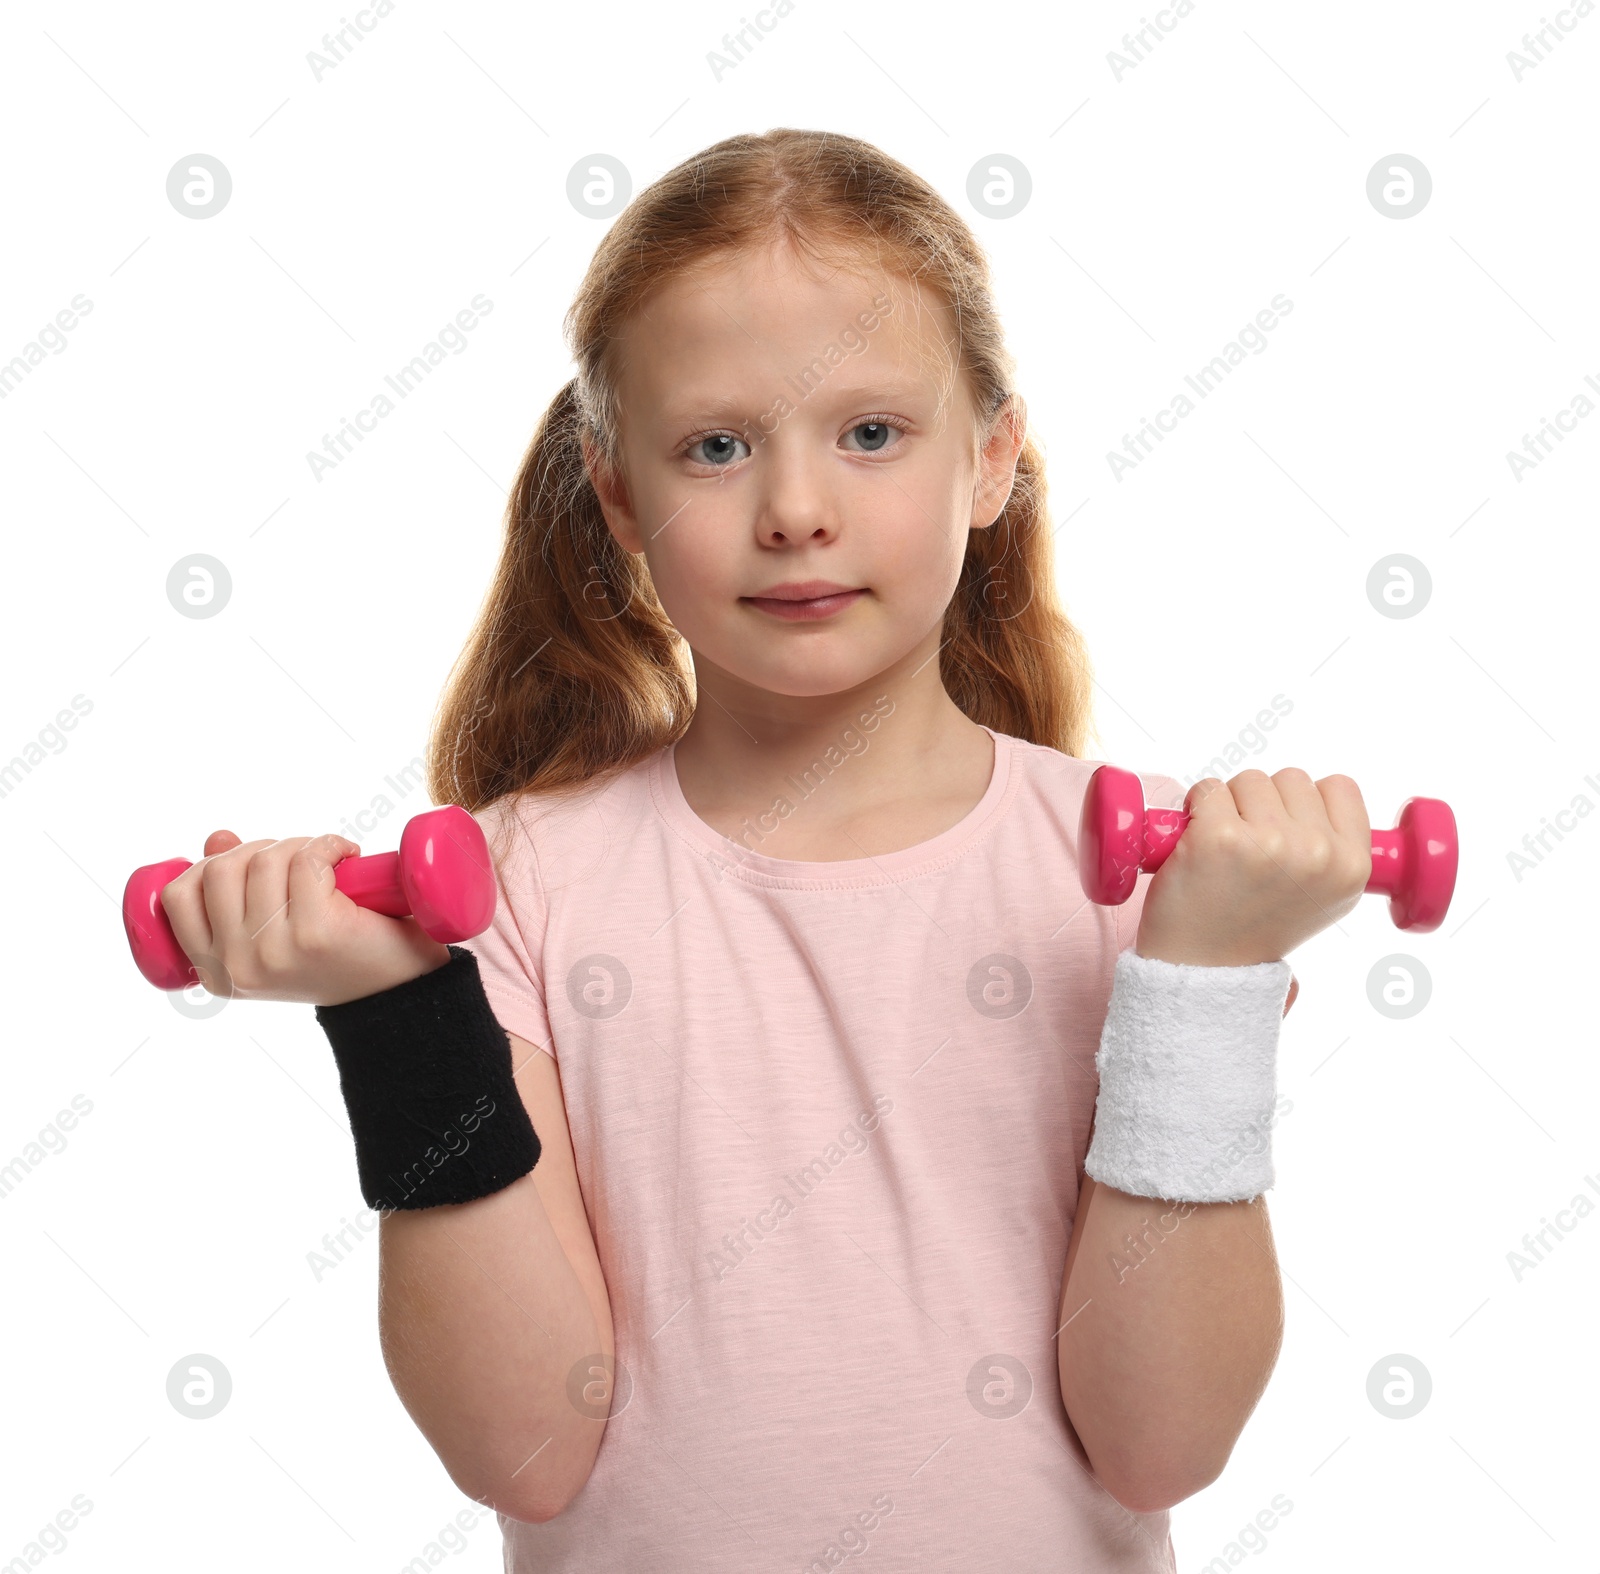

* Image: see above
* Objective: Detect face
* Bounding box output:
[585,239,1023,703]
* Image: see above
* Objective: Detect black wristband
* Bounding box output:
[314,945,541,1211]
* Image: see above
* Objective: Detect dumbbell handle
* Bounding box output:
[136,848,420,918]
[1137,807,1421,900]
[326,850,414,916]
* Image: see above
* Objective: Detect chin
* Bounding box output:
[709,652,870,698]
[755,671,862,699]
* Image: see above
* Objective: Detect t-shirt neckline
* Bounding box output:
[650,723,1014,889]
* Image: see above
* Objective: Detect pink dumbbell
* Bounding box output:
[122,804,495,990]
[1078,765,1458,932]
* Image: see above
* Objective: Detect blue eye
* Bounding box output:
[843,420,904,453]
[687,433,750,467]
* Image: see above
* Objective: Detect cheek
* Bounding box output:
[639,499,740,630]
[870,445,970,546]
[872,493,969,599]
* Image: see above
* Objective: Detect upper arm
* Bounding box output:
[508,1034,613,1363]
[465,798,611,1337]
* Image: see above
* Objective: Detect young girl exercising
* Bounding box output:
[159,128,1371,1571]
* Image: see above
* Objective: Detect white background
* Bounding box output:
[1,0,1595,1569]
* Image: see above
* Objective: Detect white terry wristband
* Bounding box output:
[1084,947,1293,1204]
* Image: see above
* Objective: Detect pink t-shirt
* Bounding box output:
[463,723,1188,1573]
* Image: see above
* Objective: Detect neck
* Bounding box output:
[671,628,987,832]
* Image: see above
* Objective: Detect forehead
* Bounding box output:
[611,241,956,406]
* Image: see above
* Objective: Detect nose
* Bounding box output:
[753,439,840,547]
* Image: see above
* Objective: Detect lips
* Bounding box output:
[742,588,865,622]
[747,580,858,600]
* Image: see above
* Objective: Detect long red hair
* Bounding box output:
[425,127,1096,816]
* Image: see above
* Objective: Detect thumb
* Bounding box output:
[204,829,243,856]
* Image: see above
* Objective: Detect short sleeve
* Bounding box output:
[459,793,556,1061]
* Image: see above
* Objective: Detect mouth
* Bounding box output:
[740,588,866,621]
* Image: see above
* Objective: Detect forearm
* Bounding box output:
[379,1171,611,1523]
[1056,1174,1283,1512]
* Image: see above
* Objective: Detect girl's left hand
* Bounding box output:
[1134,768,1373,968]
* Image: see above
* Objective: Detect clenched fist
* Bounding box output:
[1135,768,1372,973]
[158,829,452,1007]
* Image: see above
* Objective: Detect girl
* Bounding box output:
[165,127,1369,1571]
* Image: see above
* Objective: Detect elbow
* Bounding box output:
[1103,1474,1210,1515]
[483,1479,557,1526]
[495,1495,564,1527]
[1097,1457,1223,1515]
[451,1472,565,1527]
[448,1448,597,1526]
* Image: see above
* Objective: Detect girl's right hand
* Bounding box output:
[158,829,453,1007]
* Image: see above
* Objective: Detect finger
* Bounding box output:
[159,862,215,971]
[1270,767,1330,828]
[243,838,316,948]
[1183,775,1238,822]
[1316,774,1371,847]
[286,835,361,945]
[1221,768,1284,827]
[198,838,279,957]
[204,829,242,857]
[1220,771,1304,888]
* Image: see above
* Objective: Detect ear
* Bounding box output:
[582,434,644,555]
[969,394,1026,531]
